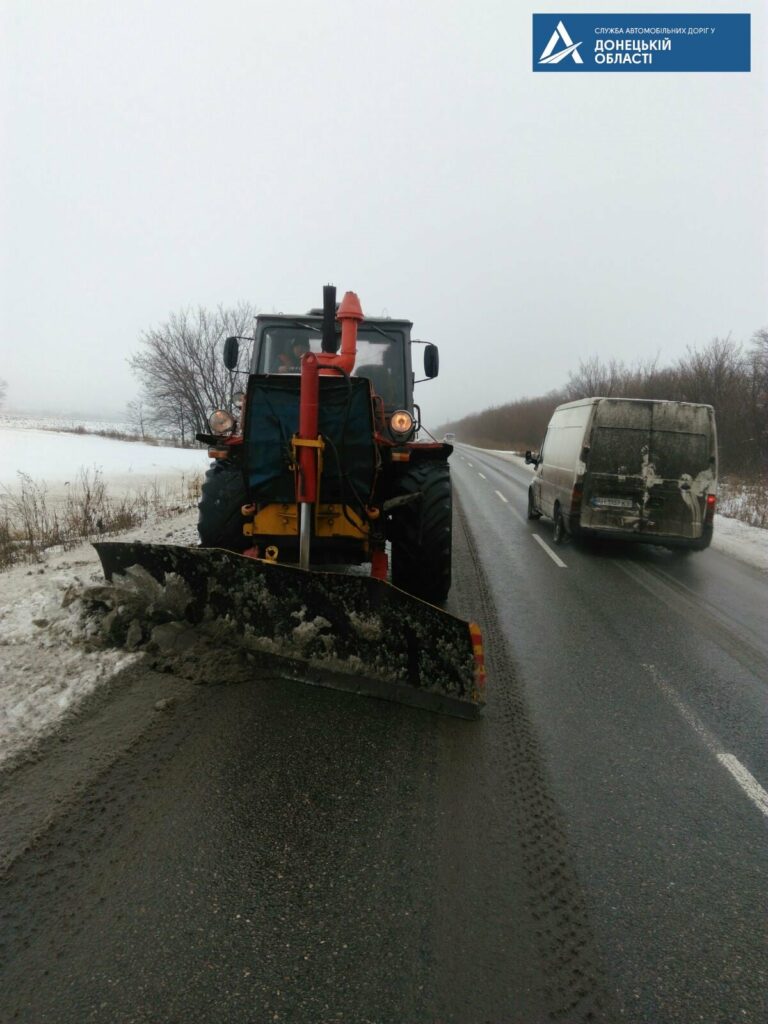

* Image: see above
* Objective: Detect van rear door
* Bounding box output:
[580,401,714,540]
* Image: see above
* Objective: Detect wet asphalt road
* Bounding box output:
[1,445,766,1023]
[452,445,768,1023]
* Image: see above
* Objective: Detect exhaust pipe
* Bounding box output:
[321,284,338,353]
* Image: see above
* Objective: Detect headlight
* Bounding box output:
[389,409,414,439]
[209,409,235,435]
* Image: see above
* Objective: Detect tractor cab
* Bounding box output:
[253,314,417,420]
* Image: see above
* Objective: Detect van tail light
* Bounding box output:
[571,483,583,515]
[705,493,716,522]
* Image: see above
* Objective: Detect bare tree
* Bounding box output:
[564,354,662,400]
[126,399,148,439]
[674,336,753,472]
[747,327,768,470]
[129,304,255,444]
[0,379,7,408]
[675,336,743,405]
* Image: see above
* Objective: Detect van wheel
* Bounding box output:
[552,506,566,545]
[527,488,541,520]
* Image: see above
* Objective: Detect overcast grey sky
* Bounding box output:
[1,0,766,427]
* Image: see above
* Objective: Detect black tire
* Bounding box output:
[197,461,250,552]
[390,461,452,604]
[527,487,541,520]
[552,504,565,545]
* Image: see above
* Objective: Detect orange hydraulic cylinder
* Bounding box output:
[297,352,320,503]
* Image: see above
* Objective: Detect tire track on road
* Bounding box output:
[453,490,614,1023]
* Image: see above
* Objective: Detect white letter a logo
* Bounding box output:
[539,20,584,64]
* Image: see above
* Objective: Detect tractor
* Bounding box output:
[196,286,453,605]
[95,287,484,718]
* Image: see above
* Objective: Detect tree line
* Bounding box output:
[438,331,768,478]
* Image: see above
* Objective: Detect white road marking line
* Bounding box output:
[717,755,768,817]
[643,664,768,821]
[478,472,486,479]
[494,488,528,525]
[467,462,473,467]
[532,533,567,568]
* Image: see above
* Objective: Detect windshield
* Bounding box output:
[255,326,406,409]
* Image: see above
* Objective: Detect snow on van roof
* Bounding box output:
[554,397,715,411]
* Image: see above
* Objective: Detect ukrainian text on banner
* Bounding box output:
[532,14,750,72]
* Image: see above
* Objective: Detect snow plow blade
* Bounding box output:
[93,543,486,719]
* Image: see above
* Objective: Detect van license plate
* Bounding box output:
[593,497,634,508]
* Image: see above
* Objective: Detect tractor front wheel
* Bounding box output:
[390,461,452,605]
[197,461,250,552]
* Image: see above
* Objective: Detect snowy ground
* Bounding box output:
[0,424,204,503]
[0,507,200,769]
[0,423,208,769]
[0,412,133,434]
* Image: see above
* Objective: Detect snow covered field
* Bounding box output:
[1,423,204,503]
[0,413,133,435]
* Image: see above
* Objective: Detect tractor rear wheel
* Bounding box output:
[197,461,249,552]
[390,461,452,604]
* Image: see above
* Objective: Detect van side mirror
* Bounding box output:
[223,336,240,371]
[423,344,439,379]
[525,450,538,466]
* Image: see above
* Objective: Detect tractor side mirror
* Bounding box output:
[223,336,240,371]
[424,344,439,379]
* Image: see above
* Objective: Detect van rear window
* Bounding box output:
[650,430,710,478]
[590,427,709,477]
[590,428,648,474]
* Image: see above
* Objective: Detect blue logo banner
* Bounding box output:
[532,14,750,72]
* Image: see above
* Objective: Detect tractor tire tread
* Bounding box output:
[197,461,250,552]
[390,461,452,604]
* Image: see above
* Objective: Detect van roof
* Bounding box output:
[555,397,714,413]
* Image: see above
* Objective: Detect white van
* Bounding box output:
[525,398,717,550]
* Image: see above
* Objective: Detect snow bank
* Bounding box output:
[710,514,768,573]
[0,509,200,769]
